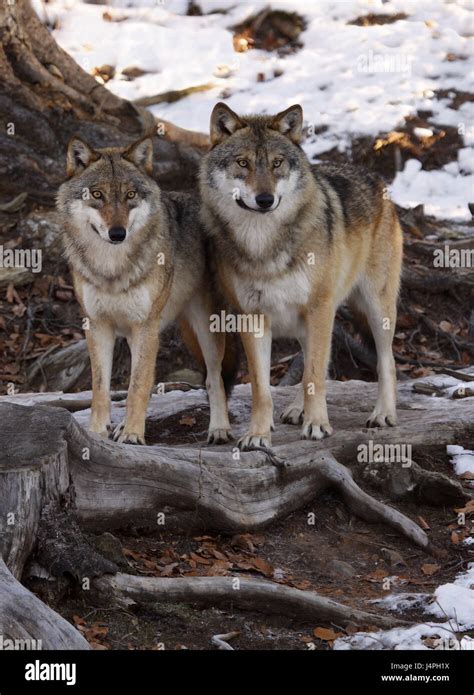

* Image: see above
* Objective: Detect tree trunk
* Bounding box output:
[0,0,206,205]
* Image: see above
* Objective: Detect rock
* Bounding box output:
[380,548,407,569]
[91,533,130,570]
[326,559,356,578]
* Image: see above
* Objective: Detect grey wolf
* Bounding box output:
[199,102,403,450]
[57,137,234,445]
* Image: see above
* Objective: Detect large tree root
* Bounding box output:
[1,373,472,648]
[92,574,407,630]
[0,402,432,551]
[0,558,90,650]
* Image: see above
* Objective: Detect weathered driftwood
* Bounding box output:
[0,558,90,650]
[0,373,472,647]
[92,574,407,630]
[26,340,90,395]
[0,401,431,554]
[2,374,472,556]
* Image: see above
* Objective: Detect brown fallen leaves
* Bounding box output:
[313,627,343,643]
[421,563,440,576]
[73,615,109,650]
[121,533,276,581]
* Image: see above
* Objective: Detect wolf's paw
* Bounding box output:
[301,420,333,440]
[112,421,145,445]
[207,428,234,445]
[238,432,272,451]
[117,431,146,445]
[280,405,304,425]
[366,411,397,428]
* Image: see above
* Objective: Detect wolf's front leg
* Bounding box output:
[238,319,274,450]
[87,320,115,438]
[114,320,160,445]
[301,299,335,440]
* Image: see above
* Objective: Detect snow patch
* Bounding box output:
[31,0,474,222]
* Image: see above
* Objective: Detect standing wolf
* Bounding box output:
[200,103,403,451]
[57,137,234,445]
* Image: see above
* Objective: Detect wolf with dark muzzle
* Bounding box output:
[200,103,403,451]
[57,137,234,445]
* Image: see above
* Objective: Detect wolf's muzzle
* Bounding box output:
[108,226,127,244]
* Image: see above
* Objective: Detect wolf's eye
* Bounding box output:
[127,191,137,199]
[91,190,102,199]
[237,159,248,168]
[273,159,283,168]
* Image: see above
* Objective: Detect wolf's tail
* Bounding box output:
[347,305,376,352]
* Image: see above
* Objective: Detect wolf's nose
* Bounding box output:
[255,193,274,209]
[108,226,126,243]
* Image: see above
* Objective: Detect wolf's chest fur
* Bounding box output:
[82,283,153,332]
[230,264,311,338]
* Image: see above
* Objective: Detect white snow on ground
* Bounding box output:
[447,444,474,474]
[334,564,474,650]
[430,567,474,626]
[390,158,474,221]
[32,0,474,221]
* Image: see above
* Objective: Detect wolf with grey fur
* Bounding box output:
[200,102,403,451]
[57,137,234,445]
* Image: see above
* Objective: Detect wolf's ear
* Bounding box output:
[123,138,153,175]
[66,137,98,177]
[270,104,303,144]
[210,102,244,146]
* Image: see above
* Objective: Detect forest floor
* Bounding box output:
[24,439,473,651]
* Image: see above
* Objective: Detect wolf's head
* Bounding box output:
[57,138,158,245]
[201,103,312,224]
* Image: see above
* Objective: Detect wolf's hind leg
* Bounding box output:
[183,297,233,445]
[349,282,398,427]
[87,321,115,438]
[280,337,306,425]
[281,383,304,425]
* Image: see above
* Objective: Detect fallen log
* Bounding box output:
[92,574,408,630]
